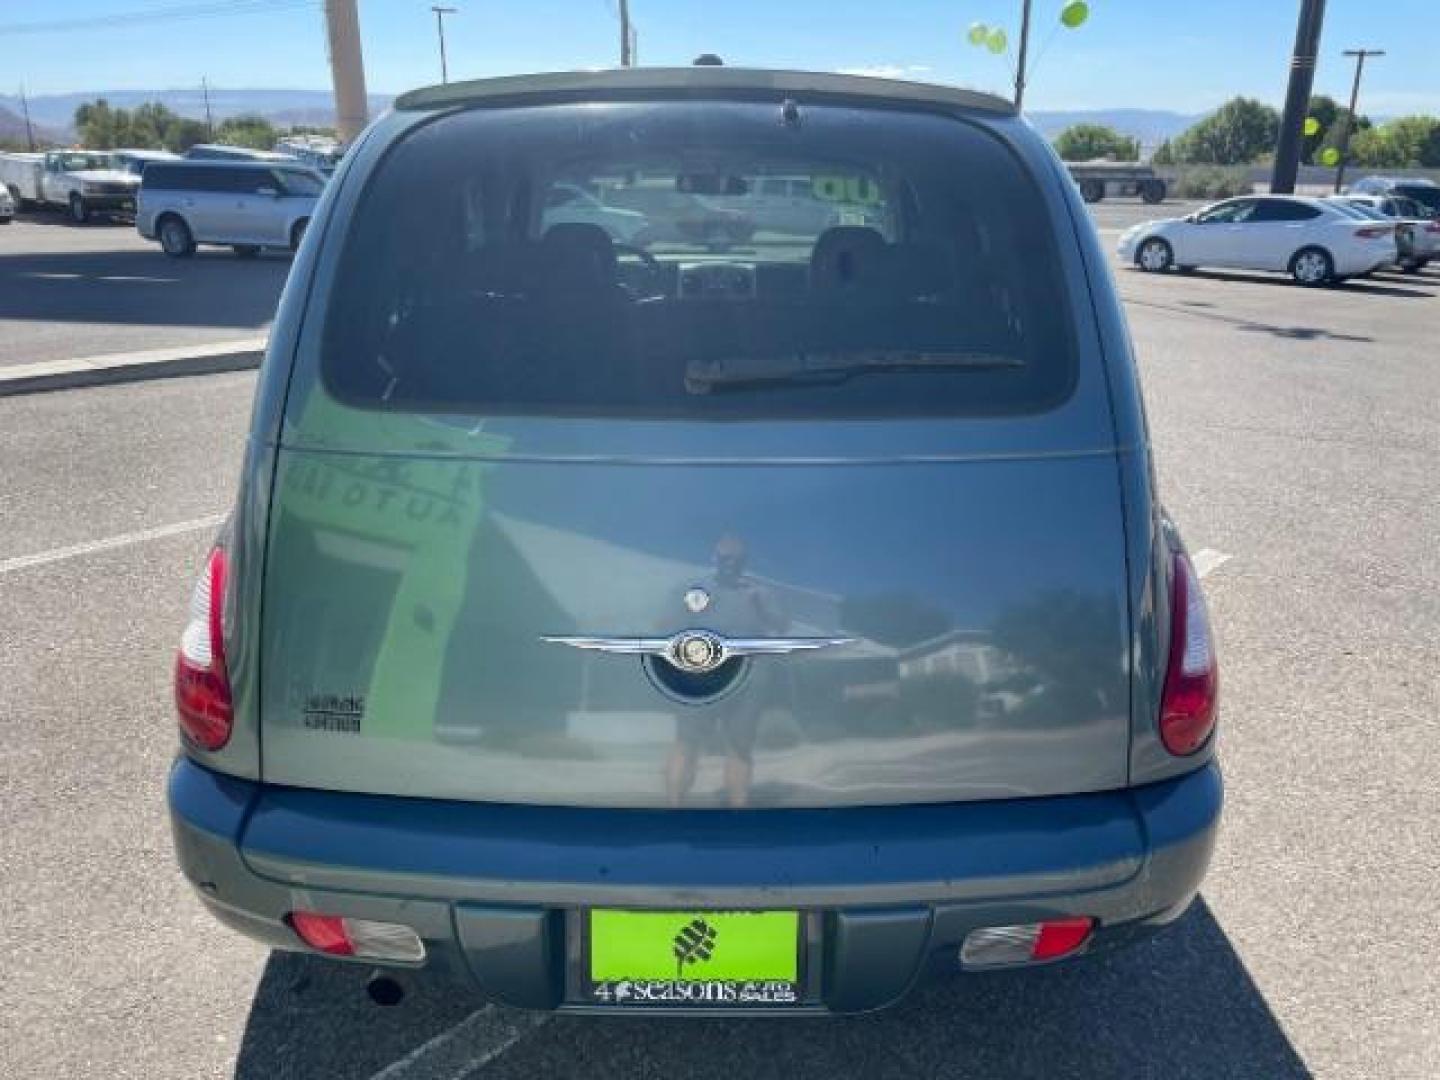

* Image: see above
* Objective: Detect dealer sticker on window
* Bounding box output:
[586,910,801,1006]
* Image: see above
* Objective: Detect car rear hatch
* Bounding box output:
[259,92,1132,808]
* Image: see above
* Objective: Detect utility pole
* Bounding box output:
[201,77,214,139]
[1013,0,1033,111]
[19,84,36,151]
[619,0,633,67]
[324,0,369,143]
[1271,0,1328,195]
[1333,48,1384,193]
[431,6,457,84]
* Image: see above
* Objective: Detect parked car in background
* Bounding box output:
[274,135,345,175]
[1334,194,1439,273]
[113,148,182,177]
[184,144,299,164]
[542,182,649,243]
[167,67,1222,1017]
[0,149,139,223]
[1118,194,1396,285]
[136,160,324,257]
[1345,176,1440,219]
[0,184,14,223]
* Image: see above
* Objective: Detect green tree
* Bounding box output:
[214,114,276,150]
[1150,139,1175,166]
[1053,123,1139,162]
[1348,117,1440,168]
[1167,97,1279,165]
[75,99,133,149]
[127,102,179,150]
[165,118,210,153]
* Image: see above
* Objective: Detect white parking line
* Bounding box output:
[367,1007,550,1080]
[1192,548,1234,579]
[0,513,226,576]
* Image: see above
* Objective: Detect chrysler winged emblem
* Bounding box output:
[541,629,852,675]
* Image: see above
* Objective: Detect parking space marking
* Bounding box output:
[367,1007,550,1080]
[1192,548,1233,579]
[0,513,226,576]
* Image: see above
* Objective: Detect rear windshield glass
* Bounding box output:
[322,101,1077,419]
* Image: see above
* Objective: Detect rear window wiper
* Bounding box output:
[684,349,1023,394]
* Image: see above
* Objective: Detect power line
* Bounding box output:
[0,0,319,37]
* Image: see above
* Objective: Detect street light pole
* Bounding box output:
[1333,48,1384,193]
[431,6,457,84]
[1271,0,1328,195]
[1013,0,1033,111]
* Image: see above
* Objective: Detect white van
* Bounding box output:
[136,160,324,257]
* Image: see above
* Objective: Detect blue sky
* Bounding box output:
[3,0,1437,115]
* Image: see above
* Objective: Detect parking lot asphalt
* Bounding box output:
[0,210,287,368]
[1,201,1438,1079]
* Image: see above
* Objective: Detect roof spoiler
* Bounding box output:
[394,67,1016,116]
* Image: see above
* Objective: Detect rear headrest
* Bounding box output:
[810,227,888,292]
[540,223,617,292]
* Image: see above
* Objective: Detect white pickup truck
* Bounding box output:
[0,150,142,223]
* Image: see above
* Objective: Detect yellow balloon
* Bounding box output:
[1060,1,1089,29]
[987,28,1008,54]
[968,22,988,46]
[1304,117,1321,136]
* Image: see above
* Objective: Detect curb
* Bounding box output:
[0,337,267,397]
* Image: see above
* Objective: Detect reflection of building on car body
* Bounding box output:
[0,149,141,223]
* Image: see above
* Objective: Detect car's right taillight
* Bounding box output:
[175,545,233,751]
[1160,552,1218,756]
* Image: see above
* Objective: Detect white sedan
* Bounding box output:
[542,182,649,245]
[1117,195,1397,286]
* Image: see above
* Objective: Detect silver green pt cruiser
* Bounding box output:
[168,67,1221,1015]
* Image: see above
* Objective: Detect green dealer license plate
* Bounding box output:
[587,910,801,1007]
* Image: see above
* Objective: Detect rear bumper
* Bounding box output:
[169,757,1222,1014]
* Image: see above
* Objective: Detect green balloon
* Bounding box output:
[1060,1,1089,29]
[1321,147,1340,166]
[987,28,1008,54]
[968,22,988,46]
[1304,117,1321,136]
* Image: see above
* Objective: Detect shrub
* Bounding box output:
[1171,166,1253,200]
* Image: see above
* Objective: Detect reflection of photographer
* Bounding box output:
[665,534,787,807]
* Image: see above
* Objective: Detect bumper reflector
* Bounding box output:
[960,917,1095,968]
[289,911,426,963]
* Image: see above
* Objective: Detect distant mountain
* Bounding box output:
[1,90,1203,149]
[1028,109,1202,149]
[0,88,395,136]
[0,104,62,148]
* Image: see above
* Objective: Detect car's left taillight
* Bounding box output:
[1354,225,1392,240]
[175,545,233,750]
[1160,551,1218,756]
